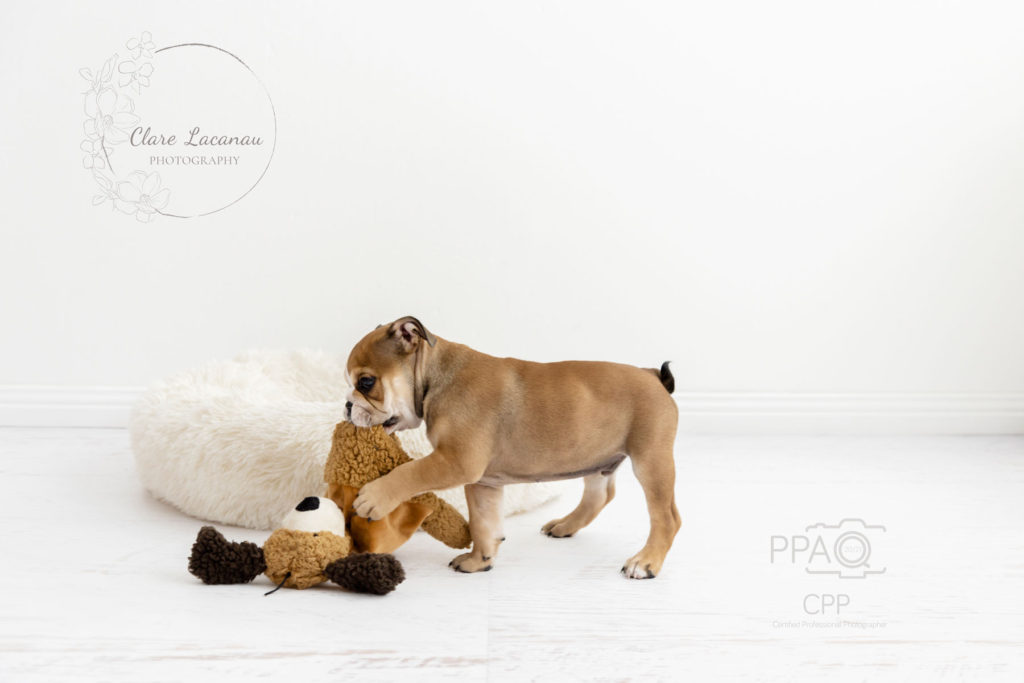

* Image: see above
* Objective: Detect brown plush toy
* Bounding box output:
[325,422,472,553]
[188,496,405,595]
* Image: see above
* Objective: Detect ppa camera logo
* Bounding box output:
[771,518,886,579]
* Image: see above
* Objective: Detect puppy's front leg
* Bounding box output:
[353,448,482,521]
[450,483,504,573]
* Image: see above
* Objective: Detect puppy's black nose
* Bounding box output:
[295,496,320,512]
[345,401,353,419]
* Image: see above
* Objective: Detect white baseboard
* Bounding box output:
[0,386,144,428]
[0,386,1022,434]
[677,392,1024,434]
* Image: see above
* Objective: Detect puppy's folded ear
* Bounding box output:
[388,316,436,352]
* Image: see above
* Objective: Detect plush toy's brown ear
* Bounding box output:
[330,483,433,553]
[351,500,435,554]
[188,526,267,585]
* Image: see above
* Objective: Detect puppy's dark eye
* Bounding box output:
[357,376,376,393]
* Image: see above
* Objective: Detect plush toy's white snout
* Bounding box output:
[279,496,348,537]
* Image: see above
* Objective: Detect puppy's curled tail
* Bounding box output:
[657,361,675,394]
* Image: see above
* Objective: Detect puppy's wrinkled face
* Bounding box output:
[346,319,428,434]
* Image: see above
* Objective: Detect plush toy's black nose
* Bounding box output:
[345,401,353,419]
[295,496,320,512]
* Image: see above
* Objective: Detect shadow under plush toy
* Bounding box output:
[188,496,405,595]
[325,422,471,553]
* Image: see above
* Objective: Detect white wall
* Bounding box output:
[2,2,1023,429]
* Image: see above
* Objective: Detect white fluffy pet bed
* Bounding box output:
[131,350,569,530]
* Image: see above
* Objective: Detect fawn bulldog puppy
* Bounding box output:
[345,316,681,579]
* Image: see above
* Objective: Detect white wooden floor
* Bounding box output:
[1,428,1022,681]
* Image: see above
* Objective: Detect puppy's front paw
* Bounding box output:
[541,517,576,538]
[448,552,494,573]
[621,550,664,579]
[352,479,400,521]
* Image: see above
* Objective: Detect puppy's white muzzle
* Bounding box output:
[347,400,401,433]
[348,403,376,428]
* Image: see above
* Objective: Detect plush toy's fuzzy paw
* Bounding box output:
[188,526,267,585]
[324,553,406,595]
[416,493,472,549]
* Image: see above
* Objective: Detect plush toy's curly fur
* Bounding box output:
[263,528,352,589]
[325,553,406,595]
[326,422,411,484]
[325,422,471,550]
[188,526,266,584]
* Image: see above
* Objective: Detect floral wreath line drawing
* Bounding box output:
[80,31,170,223]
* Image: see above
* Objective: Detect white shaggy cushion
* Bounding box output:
[130,350,569,530]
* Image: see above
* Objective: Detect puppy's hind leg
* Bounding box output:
[542,471,617,538]
[622,447,681,579]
